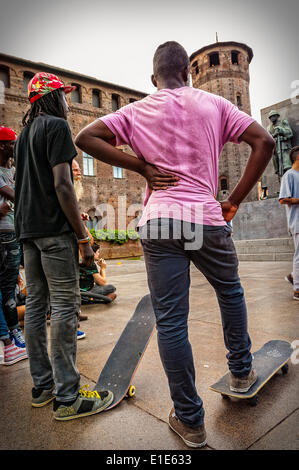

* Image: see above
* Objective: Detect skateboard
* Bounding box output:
[210,340,293,406]
[93,294,156,409]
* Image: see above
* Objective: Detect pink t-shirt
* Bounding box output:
[100,86,254,227]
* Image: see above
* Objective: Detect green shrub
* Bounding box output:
[90,228,139,245]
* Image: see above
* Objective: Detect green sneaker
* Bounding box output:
[32,387,55,407]
[53,390,114,421]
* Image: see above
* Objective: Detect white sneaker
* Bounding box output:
[2,340,28,366]
[0,340,4,364]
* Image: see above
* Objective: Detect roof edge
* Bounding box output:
[0,52,147,97]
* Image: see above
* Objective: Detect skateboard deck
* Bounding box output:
[94,294,156,409]
[210,340,293,406]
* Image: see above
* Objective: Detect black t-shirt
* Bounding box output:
[14,114,77,240]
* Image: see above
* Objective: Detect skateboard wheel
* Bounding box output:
[248,395,258,406]
[221,394,230,400]
[128,385,136,397]
[281,364,289,375]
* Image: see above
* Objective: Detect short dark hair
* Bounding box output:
[22,88,66,127]
[289,145,299,164]
[153,41,189,80]
[92,242,100,253]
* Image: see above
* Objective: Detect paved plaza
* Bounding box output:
[1,258,298,451]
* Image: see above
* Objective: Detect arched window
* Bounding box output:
[231,51,239,65]
[112,93,120,112]
[236,93,242,107]
[220,176,228,191]
[23,71,35,93]
[0,65,10,88]
[71,83,81,104]
[209,52,220,67]
[192,61,199,75]
[92,89,101,108]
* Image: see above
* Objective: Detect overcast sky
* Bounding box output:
[0,0,298,122]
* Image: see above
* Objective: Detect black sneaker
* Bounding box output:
[32,387,55,407]
[53,390,114,421]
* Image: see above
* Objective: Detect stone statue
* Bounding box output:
[267,110,293,178]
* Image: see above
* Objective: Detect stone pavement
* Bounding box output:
[1,259,298,451]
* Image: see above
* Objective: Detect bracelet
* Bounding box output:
[78,237,91,244]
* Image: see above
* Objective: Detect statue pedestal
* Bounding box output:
[232,198,289,241]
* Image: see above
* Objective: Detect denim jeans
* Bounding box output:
[0,242,9,340]
[0,232,22,330]
[140,219,252,428]
[23,231,81,402]
[293,233,299,291]
[0,290,9,340]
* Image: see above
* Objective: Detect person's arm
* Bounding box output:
[0,185,14,202]
[93,272,106,286]
[52,162,94,266]
[221,122,275,221]
[75,120,179,191]
[274,121,293,139]
[93,259,107,286]
[0,202,9,219]
[279,197,299,205]
[86,226,94,245]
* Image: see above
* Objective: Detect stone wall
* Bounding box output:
[232,198,289,240]
[99,240,143,259]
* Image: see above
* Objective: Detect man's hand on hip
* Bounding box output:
[142,163,179,190]
[220,200,239,222]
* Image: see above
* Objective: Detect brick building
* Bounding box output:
[0,52,147,232]
[0,42,257,236]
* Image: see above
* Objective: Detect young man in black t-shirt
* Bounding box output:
[14,72,113,419]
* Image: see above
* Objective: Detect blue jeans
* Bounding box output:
[0,290,10,340]
[140,219,252,428]
[0,232,22,330]
[0,241,9,340]
[23,232,81,402]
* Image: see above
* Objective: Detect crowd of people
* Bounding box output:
[0,40,298,446]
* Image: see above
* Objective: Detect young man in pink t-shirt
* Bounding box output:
[76,41,274,447]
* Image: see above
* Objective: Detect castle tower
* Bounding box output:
[190,41,257,201]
